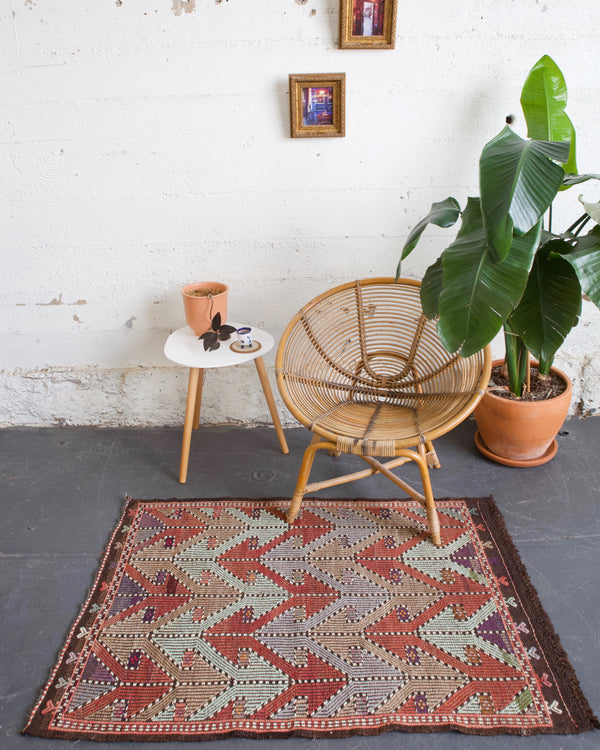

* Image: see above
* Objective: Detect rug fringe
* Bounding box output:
[479,495,600,733]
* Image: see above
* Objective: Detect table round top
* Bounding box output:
[164,324,274,368]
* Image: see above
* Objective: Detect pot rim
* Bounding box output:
[181,281,229,297]
[485,359,572,405]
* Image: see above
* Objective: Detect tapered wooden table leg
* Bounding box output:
[254,356,289,454]
[193,368,204,430]
[179,367,200,484]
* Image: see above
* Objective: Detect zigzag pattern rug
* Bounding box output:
[24,496,598,740]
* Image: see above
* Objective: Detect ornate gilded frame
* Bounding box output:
[339,0,397,49]
[289,73,346,139]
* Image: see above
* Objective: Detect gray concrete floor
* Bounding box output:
[1,418,599,749]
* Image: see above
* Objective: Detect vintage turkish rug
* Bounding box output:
[24,496,598,741]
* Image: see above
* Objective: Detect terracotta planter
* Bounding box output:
[181,282,228,337]
[473,360,572,467]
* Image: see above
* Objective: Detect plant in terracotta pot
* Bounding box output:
[397,55,600,466]
[181,281,229,334]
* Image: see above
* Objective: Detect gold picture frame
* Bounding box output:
[289,73,346,139]
[339,0,397,49]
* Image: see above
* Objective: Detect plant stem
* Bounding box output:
[504,326,528,397]
[548,204,553,234]
[566,212,590,235]
[573,215,592,237]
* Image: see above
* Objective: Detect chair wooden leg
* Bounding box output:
[179,367,200,484]
[287,434,322,523]
[417,444,442,547]
[360,454,425,504]
[193,368,205,430]
[254,356,289,455]
[425,440,441,469]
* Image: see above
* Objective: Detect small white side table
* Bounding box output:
[164,325,289,483]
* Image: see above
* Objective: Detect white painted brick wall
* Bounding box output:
[1,0,600,426]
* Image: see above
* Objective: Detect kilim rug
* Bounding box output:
[24,496,598,741]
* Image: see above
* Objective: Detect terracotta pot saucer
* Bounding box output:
[474,430,558,467]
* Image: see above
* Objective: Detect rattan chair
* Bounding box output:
[276,278,492,546]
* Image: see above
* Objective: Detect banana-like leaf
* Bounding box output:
[563,173,600,187]
[479,126,567,262]
[508,243,582,374]
[437,197,541,357]
[578,195,600,224]
[520,54,577,176]
[420,255,444,319]
[396,197,461,278]
[563,225,600,307]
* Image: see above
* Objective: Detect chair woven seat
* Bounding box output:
[276,278,492,546]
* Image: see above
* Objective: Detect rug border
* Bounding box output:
[22,495,599,741]
[22,494,137,740]
[474,495,600,735]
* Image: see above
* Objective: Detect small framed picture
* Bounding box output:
[289,73,346,138]
[339,0,398,49]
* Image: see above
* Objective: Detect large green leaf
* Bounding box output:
[508,242,582,374]
[520,54,577,176]
[563,173,600,187]
[563,225,600,307]
[420,255,444,319]
[396,197,461,278]
[436,197,541,357]
[479,126,567,261]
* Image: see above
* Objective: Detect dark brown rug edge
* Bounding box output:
[23,495,600,741]
[475,495,600,735]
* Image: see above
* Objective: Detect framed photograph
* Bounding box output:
[289,73,346,138]
[339,0,397,49]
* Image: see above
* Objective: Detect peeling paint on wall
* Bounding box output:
[0,365,294,428]
[34,295,87,307]
[36,294,64,306]
[172,0,196,15]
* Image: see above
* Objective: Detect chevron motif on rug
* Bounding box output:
[24,497,598,740]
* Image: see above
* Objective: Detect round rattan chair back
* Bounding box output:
[276,278,491,456]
